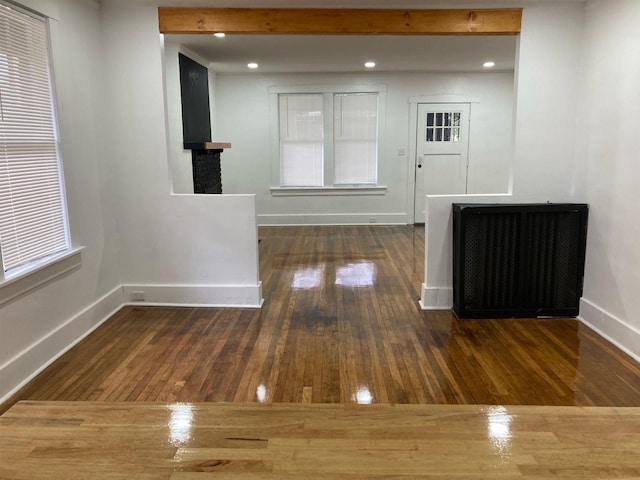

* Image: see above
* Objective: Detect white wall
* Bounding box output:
[100,2,262,306]
[421,4,585,306]
[511,4,584,199]
[0,0,123,403]
[206,71,513,225]
[0,0,263,403]
[421,193,513,309]
[574,0,640,359]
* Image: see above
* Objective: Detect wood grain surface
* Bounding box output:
[2,226,640,413]
[1,401,639,479]
[158,8,522,35]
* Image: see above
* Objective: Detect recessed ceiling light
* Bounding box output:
[364,61,376,68]
[247,62,259,69]
[213,32,226,38]
[483,61,496,68]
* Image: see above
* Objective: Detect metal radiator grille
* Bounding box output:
[463,212,520,309]
[453,204,588,318]
[523,211,582,309]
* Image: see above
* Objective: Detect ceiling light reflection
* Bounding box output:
[352,385,374,404]
[335,262,376,287]
[168,403,194,446]
[256,384,267,403]
[486,406,513,459]
[292,266,323,289]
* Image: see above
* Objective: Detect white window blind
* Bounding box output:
[0,3,69,274]
[279,94,324,187]
[334,93,378,185]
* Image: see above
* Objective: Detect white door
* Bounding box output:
[414,103,471,223]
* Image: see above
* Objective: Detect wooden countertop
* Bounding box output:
[1,401,639,478]
[184,142,231,150]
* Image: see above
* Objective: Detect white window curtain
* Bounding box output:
[334,93,378,185]
[279,94,324,187]
[0,3,69,274]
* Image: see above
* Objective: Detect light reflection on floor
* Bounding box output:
[291,261,377,289]
[486,405,513,461]
[256,384,267,403]
[335,262,376,287]
[352,385,374,404]
[167,403,194,446]
[291,266,324,289]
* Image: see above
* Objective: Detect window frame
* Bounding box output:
[270,84,387,195]
[278,93,325,188]
[333,92,379,186]
[0,0,79,303]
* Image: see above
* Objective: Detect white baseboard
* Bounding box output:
[122,283,263,308]
[419,284,453,310]
[0,281,265,405]
[0,285,124,405]
[578,297,640,363]
[258,213,408,226]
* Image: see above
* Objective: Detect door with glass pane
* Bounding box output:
[414,103,470,223]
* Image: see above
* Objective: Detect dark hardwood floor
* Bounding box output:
[3,225,640,413]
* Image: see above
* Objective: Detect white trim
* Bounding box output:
[419,283,453,310]
[79,0,100,9]
[123,300,264,308]
[258,213,408,226]
[122,283,264,308]
[269,84,387,95]
[271,186,387,196]
[578,297,640,363]
[0,285,123,405]
[269,92,280,187]
[408,94,480,104]
[407,101,419,223]
[2,0,59,20]
[323,92,334,187]
[0,279,268,403]
[0,247,84,306]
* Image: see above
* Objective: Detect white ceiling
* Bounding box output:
[155,1,584,74]
[165,34,518,74]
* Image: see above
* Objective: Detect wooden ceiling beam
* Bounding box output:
[158,8,522,36]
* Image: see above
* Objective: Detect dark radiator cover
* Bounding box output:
[452,203,588,319]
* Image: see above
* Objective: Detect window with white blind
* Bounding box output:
[0,2,69,276]
[279,94,324,187]
[277,90,381,189]
[334,93,378,185]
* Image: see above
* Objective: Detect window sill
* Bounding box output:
[0,247,84,306]
[271,186,387,197]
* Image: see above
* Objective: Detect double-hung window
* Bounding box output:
[0,2,70,278]
[333,93,377,185]
[279,94,324,187]
[277,88,382,189]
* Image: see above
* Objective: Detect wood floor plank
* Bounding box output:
[2,225,640,413]
[1,402,640,479]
